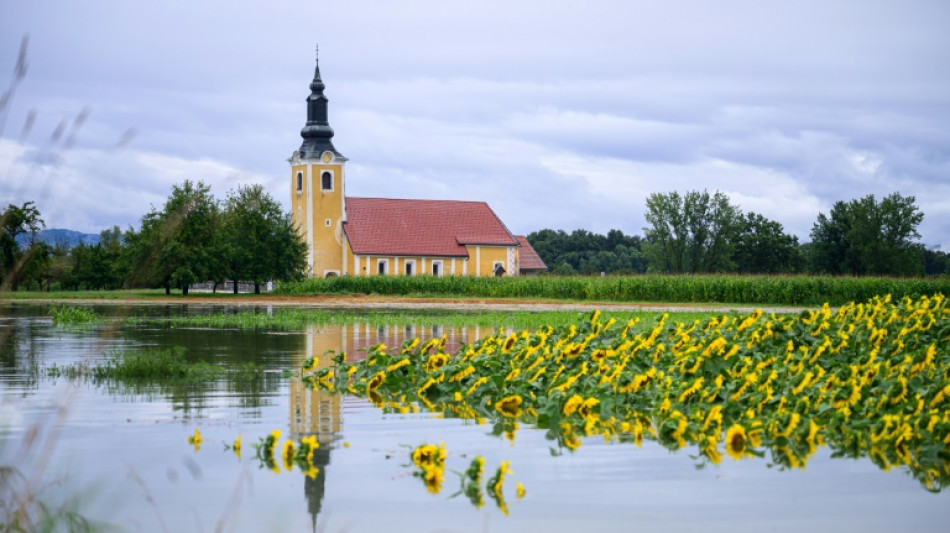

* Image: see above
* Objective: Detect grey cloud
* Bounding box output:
[1,0,947,249]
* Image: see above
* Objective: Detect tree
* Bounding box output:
[921,247,949,275]
[125,181,221,294]
[0,201,45,291]
[733,212,803,274]
[526,228,646,275]
[223,184,306,293]
[67,226,126,290]
[809,193,923,276]
[643,190,741,273]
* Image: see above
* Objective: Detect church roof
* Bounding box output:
[343,197,519,257]
[515,235,548,271]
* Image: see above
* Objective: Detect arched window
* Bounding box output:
[296,172,303,192]
[494,263,506,277]
[321,171,332,191]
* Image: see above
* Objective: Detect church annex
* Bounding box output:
[289,53,546,278]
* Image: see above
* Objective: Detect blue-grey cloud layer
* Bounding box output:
[2,0,948,248]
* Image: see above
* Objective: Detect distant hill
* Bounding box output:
[15,228,101,249]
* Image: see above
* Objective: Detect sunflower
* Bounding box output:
[282,440,296,471]
[411,442,446,469]
[495,395,523,418]
[562,394,584,416]
[366,371,386,393]
[725,424,748,461]
[465,455,485,483]
[425,352,449,372]
[502,334,518,353]
[232,434,242,459]
[187,428,203,452]
[577,397,600,419]
[419,464,444,494]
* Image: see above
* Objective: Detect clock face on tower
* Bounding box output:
[322,151,333,163]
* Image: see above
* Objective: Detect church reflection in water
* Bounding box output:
[288,322,486,530]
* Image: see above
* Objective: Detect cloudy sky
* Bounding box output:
[1,0,948,249]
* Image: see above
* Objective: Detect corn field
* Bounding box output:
[274,274,950,306]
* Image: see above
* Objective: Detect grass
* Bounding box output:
[3,288,172,300]
[122,308,719,333]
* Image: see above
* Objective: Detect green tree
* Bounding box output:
[125,181,221,294]
[809,193,924,276]
[733,212,803,274]
[921,247,949,275]
[526,228,646,275]
[67,227,126,290]
[46,241,73,290]
[643,190,741,273]
[0,201,45,291]
[223,184,306,293]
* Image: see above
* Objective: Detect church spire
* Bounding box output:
[299,45,340,159]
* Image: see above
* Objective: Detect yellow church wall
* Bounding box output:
[338,240,522,278]
[344,251,524,277]
[346,252,483,277]
[290,163,308,238]
[310,162,345,277]
[468,245,516,277]
[293,160,346,277]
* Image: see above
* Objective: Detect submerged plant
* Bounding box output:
[49,304,100,326]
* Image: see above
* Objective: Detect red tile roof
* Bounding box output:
[343,197,519,257]
[516,235,548,271]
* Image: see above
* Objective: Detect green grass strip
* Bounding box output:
[123,308,715,333]
[275,274,950,306]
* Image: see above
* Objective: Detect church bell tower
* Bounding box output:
[290,47,348,277]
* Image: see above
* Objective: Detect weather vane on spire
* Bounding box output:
[315,44,319,61]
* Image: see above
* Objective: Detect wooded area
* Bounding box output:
[1,181,306,293]
[3,187,947,293]
[528,190,947,277]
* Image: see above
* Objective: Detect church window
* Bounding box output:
[377,259,388,275]
[296,172,303,192]
[321,171,333,191]
[431,260,443,277]
[405,260,415,276]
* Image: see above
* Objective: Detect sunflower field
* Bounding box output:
[303,293,950,492]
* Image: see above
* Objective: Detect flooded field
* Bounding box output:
[0,302,947,532]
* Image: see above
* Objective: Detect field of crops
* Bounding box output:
[306,293,950,492]
[276,274,950,306]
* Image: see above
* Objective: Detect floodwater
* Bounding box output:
[0,302,947,532]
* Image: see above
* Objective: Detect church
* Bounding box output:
[289,53,547,278]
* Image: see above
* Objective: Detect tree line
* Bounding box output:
[1,181,307,293]
[528,190,948,276]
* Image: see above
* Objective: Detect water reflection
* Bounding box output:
[289,322,490,529]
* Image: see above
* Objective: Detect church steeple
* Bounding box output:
[299,46,341,159]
